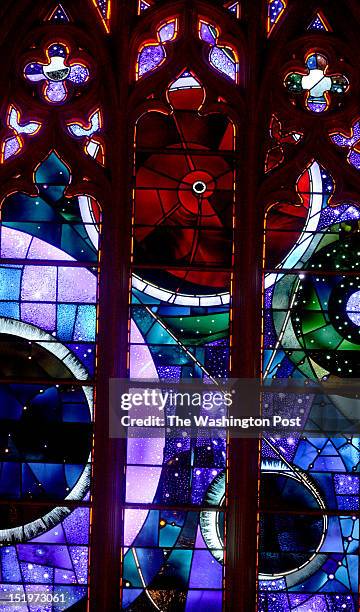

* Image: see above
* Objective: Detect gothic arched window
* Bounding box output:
[0,2,359,612]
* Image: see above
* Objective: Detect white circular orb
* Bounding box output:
[192,180,207,195]
[346,291,360,326]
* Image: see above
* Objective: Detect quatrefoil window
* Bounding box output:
[285,53,349,113]
[24,43,90,104]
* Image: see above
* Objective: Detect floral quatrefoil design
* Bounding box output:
[285,53,349,113]
[24,43,90,104]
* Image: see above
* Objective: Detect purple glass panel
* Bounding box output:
[3,137,20,160]
[68,65,89,84]
[57,267,96,303]
[209,47,236,81]
[21,303,56,331]
[189,550,223,588]
[24,63,44,81]
[125,466,162,503]
[21,266,57,301]
[200,23,217,45]
[46,81,67,103]
[158,22,175,43]
[138,45,165,78]
[185,590,223,611]
[308,101,326,113]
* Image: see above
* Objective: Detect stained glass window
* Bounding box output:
[259,0,360,605]
[3,1,360,611]
[24,43,90,104]
[267,0,287,35]
[198,21,239,82]
[67,109,105,165]
[307,12,330,32]
[1,104,41,162]
[92,0,111,32]
[285,53,349,114]
[0,151,101,610]
[122,69,236,610]
[228,2,240,17]
[136,18,178,79]
[260,160,360,611]
[47,4,70,23]
[265,114,303,174]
